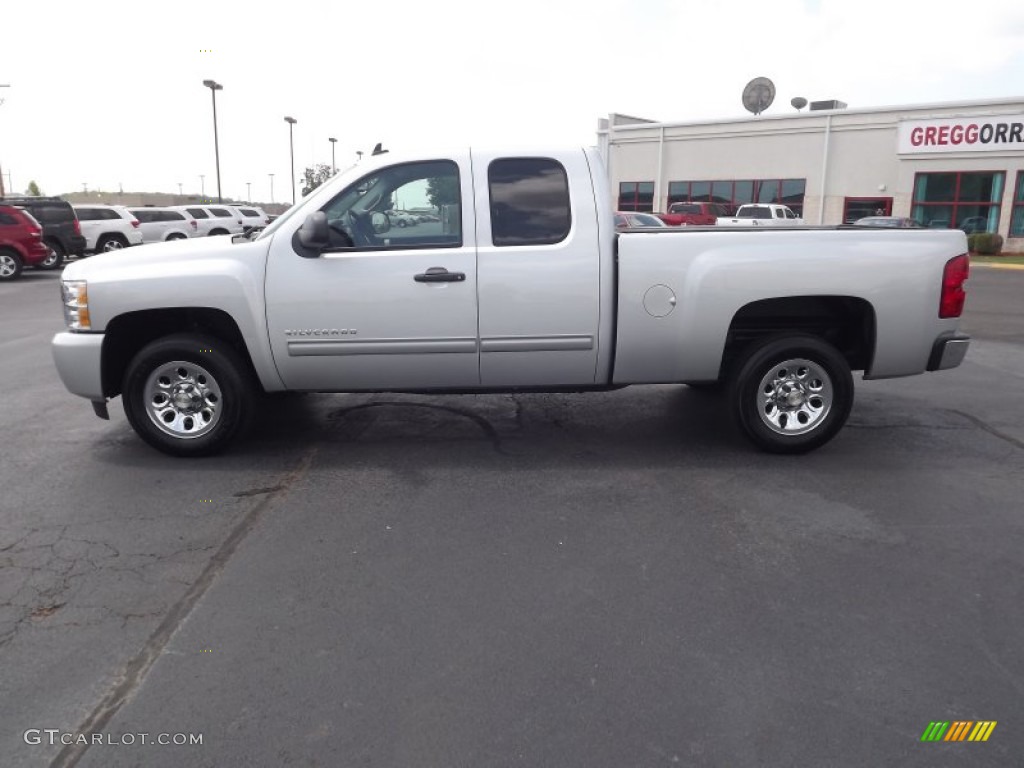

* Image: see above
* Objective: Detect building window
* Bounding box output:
[843,197,893,224]
[667,179,804,216]
[618,181,654,212]
[912,171,1004,234]
[1011,172,1024,237]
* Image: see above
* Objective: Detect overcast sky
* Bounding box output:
[1,0,1022,203]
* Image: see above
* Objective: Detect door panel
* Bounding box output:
[471,149,601,387]
[264,154,480,391]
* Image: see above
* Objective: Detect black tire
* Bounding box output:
[122,333,256,457]
[38,240,65,270]
[209,228,229,236]
[166,233,187,241]
[728,334,853,454]
[96,234,129,253]
[0,248,24,281]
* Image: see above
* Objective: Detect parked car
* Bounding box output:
[73,205,144,254]
[235,206,271,234]
[128,207,198,243]
[0,205,50,280]
[853,216,924,229]
[0,196,86,269]
[170,205,244,236]
[658,202,731,226]
[717,204,803,226]
[614,212,668,229]
[386,210,417,228]
[52,145,970,458]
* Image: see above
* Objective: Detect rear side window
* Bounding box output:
[33,204,73,223]
[488,157,571,247]
[186,208,209,219]
[208,208,231,217]
[102,209,122,220]
[76,208,103,221]
[162,211,185,221]
[130,210,154,223]
[239,208,259,217]
[0,212,16,225]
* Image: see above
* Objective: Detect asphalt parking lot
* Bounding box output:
[2,265,1022,767]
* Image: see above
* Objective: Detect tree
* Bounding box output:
[301,164,333,197]
[426,176,458,210]
[26,180,42,196]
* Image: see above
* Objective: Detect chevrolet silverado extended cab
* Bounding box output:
[52,146,970,457]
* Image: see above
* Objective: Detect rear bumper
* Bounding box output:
[927,333,970,371]
[52,331,106,401]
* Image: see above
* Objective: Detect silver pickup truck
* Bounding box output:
[52,146,970,457]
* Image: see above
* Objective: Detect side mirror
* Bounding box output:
[297,211,329,252]
[371,211,390,234]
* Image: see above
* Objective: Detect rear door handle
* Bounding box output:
[414,267,465,283]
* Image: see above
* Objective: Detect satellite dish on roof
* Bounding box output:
[741,77,776,115]
[791,96,808,111]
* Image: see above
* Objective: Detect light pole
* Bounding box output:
[177,182,183,196]
[284,116,297,204]
[200,174,205,197]
[246,181,251,203]
[356,150,363,162]
[328,137,337,175]
[268,173,274,204]
[202,79,224,203]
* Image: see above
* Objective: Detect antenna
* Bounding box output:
[791,96,808,112]
[741,77,776,116]
[371,143,388,156]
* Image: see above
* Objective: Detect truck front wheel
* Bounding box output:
[729,335,853,454]
[122,334,255,457]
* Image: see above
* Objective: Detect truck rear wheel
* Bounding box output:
[728,335,853,454]
[122,334,255,457]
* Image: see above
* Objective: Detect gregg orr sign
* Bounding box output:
[899,115,1024,154]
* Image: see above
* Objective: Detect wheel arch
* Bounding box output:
[101,308,266,398]
[718,295,876,381]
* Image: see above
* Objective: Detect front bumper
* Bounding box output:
[52,331,105,401]
[927,333,970,371]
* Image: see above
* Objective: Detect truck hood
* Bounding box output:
[60,235,262,282]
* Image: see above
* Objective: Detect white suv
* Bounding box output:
[128,207,198,243]
[172,205,245,236]
[235,206,271,233]
[73,205,144,253]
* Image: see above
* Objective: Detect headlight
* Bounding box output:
[61,280,91,330]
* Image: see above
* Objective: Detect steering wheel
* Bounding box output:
[346,210,375,247]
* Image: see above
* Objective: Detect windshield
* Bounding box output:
[255,163,359,241]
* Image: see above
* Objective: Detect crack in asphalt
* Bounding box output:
[46,447,319,768]
[946,409,1024,451]
[326,399,509,455]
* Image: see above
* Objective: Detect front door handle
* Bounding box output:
[414,267,466,283]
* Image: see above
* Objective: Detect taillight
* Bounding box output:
[237,219,243,226]
[939,253,969,318]
[131,220,140,228]
[190,220,197,230]
[73,220,82,236]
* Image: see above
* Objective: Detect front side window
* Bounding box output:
[489,158,571,246]
[912,171,1004,233]
[320,159,461,251]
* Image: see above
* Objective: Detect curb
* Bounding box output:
[971,262,1024,271]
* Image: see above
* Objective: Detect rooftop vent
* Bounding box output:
[809,99,847,111]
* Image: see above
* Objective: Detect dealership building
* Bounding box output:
[597,96,1024,252]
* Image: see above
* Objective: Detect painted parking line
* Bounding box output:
[971,262,1024,271]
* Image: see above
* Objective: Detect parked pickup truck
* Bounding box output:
[657,202,730,227]
[52,146,970,457]
[717,203,803,226]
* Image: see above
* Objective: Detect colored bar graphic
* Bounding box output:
[921,720,996,742]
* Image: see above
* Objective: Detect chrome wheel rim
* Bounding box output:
[0,254,16,276]
[757,358,832,436]
[42,248,60,267]
[144,361,222,439]
[102,240,124,251]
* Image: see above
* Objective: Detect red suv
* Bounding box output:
[657,202,732,226]
[0,205,50,280]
